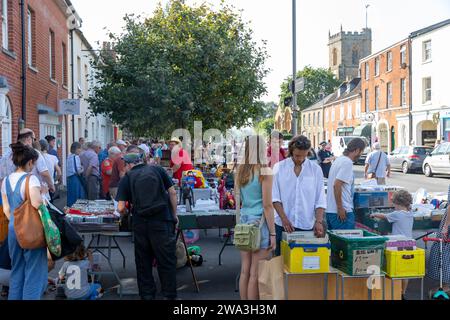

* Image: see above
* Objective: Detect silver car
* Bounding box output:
[422,142,450,177]
[389,146,433,174]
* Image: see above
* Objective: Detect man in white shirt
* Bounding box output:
[326,138,367,230]
[0,129,54,194]
[364,142,391,185]
[272,136,327,256]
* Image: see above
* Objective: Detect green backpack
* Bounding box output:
[38,202,62,257]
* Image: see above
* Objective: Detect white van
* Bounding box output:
[331,136,371,164]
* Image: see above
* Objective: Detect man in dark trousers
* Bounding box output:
[116,153,178,300]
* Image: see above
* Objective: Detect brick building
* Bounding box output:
[0,0,70,156]
[360,39,411,153]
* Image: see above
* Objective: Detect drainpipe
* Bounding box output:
[19,0,26,130]
[408,38,413,145]
[70,28,75,143]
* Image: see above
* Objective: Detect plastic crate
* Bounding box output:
[329,230,388,276]
[281,240,331,274]
[384,249,425,278]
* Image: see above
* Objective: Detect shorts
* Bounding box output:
[240,215,270,250]
[326,212,355,230]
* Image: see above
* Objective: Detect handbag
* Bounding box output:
[13,175,46,250]
[74,156,88,193]
[233,204,265,252]
[368,151,383,180]
[38,200,62,257]
[46,201,83,261]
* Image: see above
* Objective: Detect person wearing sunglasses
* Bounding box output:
[272,135,327,256]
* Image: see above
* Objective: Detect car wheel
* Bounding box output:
[424,164,433,177]
[402,162,410,174]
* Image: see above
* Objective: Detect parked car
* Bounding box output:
[423,142,450,177]
[331,136,371,164]
[389,146,433,174]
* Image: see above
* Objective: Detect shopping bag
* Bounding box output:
[258,256,285,300]
[38,203,62,258]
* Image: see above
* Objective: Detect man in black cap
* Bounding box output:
[318,141,334,178]
[116,153,178,300]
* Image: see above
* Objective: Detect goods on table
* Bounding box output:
[282,232,331,273]
[329,230,388,276]
[65,200,120,232]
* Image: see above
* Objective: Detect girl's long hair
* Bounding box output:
[235,135,269,188]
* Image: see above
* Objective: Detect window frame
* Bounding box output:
[400,45,406,66]
[365,62,369,80]
[374,56,380,76]
[401,78,406,106]
[365,89,369,113]
[1,0,8,50]
[375,86,380,111]
[422,77,432,104]
[49,29,56,80]
[386,82,393,108]
[386,51,392,72]
[423,40,432,63]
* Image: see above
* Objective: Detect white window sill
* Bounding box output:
[28,65,38,73]
[422,60,432,65]
[2,48,16,59]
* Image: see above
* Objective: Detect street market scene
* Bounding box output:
[0,0,449,305]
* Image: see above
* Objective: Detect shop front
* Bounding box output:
[440,109,450,142]
[336,126,354,137]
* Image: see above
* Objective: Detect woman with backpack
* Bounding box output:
[1,143,47,300]
[235,135,276,300]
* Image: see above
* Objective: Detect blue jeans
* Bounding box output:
[326,212,355,230]
[274,224,313,257]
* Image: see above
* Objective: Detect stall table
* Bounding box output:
[284,268,339,300]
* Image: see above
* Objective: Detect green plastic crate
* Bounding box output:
[329,230,388,276]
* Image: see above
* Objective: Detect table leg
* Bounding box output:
[421,277,424,301]
[113,237,126,269]
[218,229,231,266]
[284,274,288,300]
[341,276,345,301]
[180,229,200,293]
[324,274,328,300]
[335,274,339,300]
[382,276,385,301]
[391,278,394,301]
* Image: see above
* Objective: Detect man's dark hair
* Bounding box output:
[17,131,33,143]
[288,135,312,156]
[10,143,39,167]
[45,135,56,143]
[70,142,82,154]
[126,145,140,153]
[344,138,367,155]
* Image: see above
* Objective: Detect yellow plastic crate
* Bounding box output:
[281,240,330,274]
[384,249,425,278]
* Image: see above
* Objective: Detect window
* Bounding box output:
[365,89,369,112]
[401,78,406,106]
[347,103,352,120]
[27,8,35,67]
[423,40,431,62]
[375,86,380,111]
[423,77,431,103]
[356,100,361,118]
[313,113,316,126]
[49,30,55,80]
[400,45,406,65]
[77,56,81,94]
[303,115,306,126]
[340,103,344,121]
[365,62,369,80]
[352,49,359,65]
[62,43,68,86]
[386,82,392,108]
[386,51,392,71]
[1,96,12,156]
[308,114,311,126]
[374,57,380,76]
[1,0,8,50]
[333,48,338,66]
[318,112,321,126]
[84,64,89,96]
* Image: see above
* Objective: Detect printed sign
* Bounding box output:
[352,249,382,275]
[59,99,80,115]
[302,256,320,270]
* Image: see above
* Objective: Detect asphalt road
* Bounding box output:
[353,164,450,194]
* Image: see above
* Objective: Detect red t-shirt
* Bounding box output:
[101,158,113,195]
[170,148,194,182]
[109,156,125,188]
[267,146,287,168]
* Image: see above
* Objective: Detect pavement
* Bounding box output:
[2,165,448,301]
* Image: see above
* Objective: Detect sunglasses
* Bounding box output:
[294,140,310,149]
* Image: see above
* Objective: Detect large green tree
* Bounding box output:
[279,66,341,111]
[88,0,269,137]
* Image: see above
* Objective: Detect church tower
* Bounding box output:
[328,26,372,81]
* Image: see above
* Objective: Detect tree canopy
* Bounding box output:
[279,66,341,111]
[88,0,269,137]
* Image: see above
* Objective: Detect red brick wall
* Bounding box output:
[0,0,68,154]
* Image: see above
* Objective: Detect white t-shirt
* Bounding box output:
[386,210,414,238]
[43,153,59,184]
[326,156,355,213]
[1,172,41,201]
[32,150,49,186]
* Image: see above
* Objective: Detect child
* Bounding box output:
[58,244,103,300]
[370,189,414,299]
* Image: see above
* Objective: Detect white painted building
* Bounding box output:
[410,19,450,147]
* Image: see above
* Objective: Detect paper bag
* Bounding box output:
[258,256,285,300]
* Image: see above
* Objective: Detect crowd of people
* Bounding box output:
[0,128,448,301]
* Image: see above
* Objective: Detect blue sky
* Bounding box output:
[70,0,450,103]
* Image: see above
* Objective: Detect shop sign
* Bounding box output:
[59,99,80,115]
[352,249,382,275]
